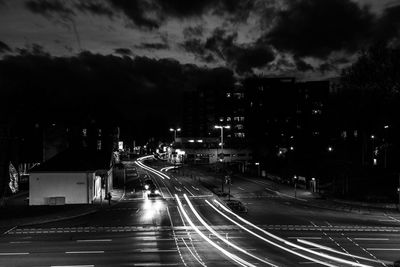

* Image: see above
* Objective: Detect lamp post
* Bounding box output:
[215,125,230,194]
[214,125,230,160]
[169,127,181,141]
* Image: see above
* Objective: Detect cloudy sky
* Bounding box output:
[1,0,399,80]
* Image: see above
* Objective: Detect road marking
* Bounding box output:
[183,186,195,196]
[139,249,177,253]
[288,237,321,240]
[354,238,389,241]
[65,251,104,254]
[51,265,94,267]
[367,248,400,251]
[9,241,32,244]
[238,187,245,190]
[76,239,112,242]
[133,264,179,266]
[0,252,29,256]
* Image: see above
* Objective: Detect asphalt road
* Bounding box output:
[1,156,399,267]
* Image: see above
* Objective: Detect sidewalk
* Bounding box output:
[175,165,400,215]
[0,189,125,230]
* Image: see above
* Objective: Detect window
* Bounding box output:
[234,132,245,138]
[226,93,231,98]
[82,128,87,137]
[235,124,244,130]
[226,117,231,121]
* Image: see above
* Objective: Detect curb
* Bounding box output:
[1,190,126,230]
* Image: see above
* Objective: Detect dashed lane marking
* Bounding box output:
[6,224,400,235]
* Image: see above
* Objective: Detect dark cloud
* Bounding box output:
[374,5,400,45]
[26,0,74,18]
[233,45,275,73]
[0,51,234,140]
[294,57,314,72]
[267,0,374,58]
[108,0,160,29]
[318,62,337,73]
[182,28,275,73]
[135,42,169,50]
[76,0,114,17]
[114,47,132,56]
[0,41,11,53]
[183,25,204,39]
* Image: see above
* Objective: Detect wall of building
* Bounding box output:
[29,172,95,205]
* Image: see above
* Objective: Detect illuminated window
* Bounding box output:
[234,132,245,138]
[82,128,87,137]
[235,124,244,130]
[226,117,231,121]
[226,93,231,98]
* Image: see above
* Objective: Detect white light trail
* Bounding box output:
[174,194,254,267]
[213,200,373,267]
[297,239,389,264]
[206,200,337,267]
[135,161,170,180]
[184,194,277,267]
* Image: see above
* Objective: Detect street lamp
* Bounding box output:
[214,125,230,160]
[169,127,181,141]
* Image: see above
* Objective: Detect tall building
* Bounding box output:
[182,88,225,138]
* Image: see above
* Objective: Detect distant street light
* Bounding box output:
[169,127,181,141]
[327,146,333,152]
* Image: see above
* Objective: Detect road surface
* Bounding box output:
[1,156,399,266]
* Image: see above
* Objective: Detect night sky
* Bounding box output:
[1,0,400,141]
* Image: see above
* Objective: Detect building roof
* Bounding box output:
[30,148,113,173]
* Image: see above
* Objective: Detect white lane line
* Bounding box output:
[136,208,141,213]
[183,186,195,196]
[9,241,32,244]
[207,200,337,267]
[191,186,200,191]
[238,187,245,190]
[184,194,276,267]
[166,206,188,267]
[354,238,389,241]
[65,251,104,254]
[287,237,322,240]
[52,265,94,267]
[139,249,177,253]
[175,195,255,267]
[133,263,179,266]
[0,252,30,255]
[175,186,182,192]
[264,187,308,202]
[298,239,388,264]
[76,239,112,242]
[367,248,400,251]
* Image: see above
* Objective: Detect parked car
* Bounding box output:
[226,200,248,214]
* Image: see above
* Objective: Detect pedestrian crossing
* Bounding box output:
[6,224,400,235]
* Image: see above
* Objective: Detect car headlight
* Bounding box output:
[144,185,149,190]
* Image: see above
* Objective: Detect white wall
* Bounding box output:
[29,172,94,205]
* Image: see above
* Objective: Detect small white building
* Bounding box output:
[29,148,113,205]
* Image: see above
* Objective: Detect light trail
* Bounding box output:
[213,200,373,267]
[174,194,255,267]
[183,194,277,267]
[206,200,337,267]
[135,160,170,180]
[297,239,389,265]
